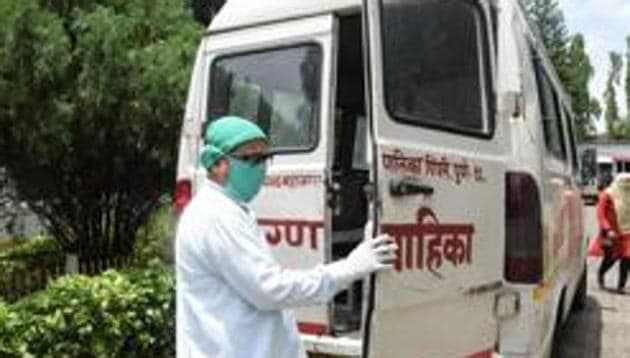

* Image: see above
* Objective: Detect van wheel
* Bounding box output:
[571,264,587,312]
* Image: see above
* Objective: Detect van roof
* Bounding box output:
[209,0,362,33]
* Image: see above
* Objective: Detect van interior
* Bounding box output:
[331,13,368,335]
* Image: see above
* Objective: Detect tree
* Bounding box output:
[590,98,603,126]
[0,1,202,258]
[0,169,18,236]
[604,52,623,137]
[626,36,630,117]
[523,0,601,141]
[565,34,600,140]
[187,0,226,26]
[522,0,570,82]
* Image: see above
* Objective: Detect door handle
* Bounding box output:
[389,179,434,197]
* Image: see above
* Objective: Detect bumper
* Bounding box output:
[302,334,361,357]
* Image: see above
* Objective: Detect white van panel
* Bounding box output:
[176,45,208,195]
[209,0,360,33]
[363,1,506,357]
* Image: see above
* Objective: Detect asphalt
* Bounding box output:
[557,205,630,358]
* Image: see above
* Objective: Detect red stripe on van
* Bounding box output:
[466,349,493,358]
[297,322,328,335]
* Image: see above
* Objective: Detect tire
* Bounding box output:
[571,264,588,312]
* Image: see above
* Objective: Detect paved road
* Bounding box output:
[557,205,630,358]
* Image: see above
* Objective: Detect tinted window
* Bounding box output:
[563,107,579,173]
[533,59,566,160]
[352,116,369,170]
[380,0,492,134]
[209,45,322,151]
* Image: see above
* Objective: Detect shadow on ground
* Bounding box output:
[556,296,603,358]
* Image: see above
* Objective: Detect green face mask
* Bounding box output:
[225,158,267,203]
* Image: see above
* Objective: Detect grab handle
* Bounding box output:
[389,179,434,197]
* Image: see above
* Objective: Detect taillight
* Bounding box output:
[173,179,192,215]
[505,172,543,284]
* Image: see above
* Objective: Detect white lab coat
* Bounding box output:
[176,180,346,358]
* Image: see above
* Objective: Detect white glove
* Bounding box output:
[326,233,398,286]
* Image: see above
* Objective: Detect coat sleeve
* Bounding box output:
[597,192,617,233]
[204,216,347,311]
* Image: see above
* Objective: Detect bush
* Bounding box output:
[0,260,175,357]
[0,236,64,277]
[134,203,175,267]
[0,300,28,357]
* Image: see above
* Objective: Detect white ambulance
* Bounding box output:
[174,0,589,357]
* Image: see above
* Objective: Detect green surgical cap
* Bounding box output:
[200,116,267,169]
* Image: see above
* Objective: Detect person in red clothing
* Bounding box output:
[596,173,630,293]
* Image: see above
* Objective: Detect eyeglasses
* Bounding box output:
[227,152,274,166]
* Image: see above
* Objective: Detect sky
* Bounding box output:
[558,0,630,130]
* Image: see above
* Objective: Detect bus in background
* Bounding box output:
[579,147,598,205]
[579,143,630,205]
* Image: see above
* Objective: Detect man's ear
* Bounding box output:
[218,157,229,171]
[210,157,230,183]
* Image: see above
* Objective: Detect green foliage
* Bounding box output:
[564,34,599,140]
[604,52,623,137]
[0,236,65,302]
[523,0,600,141]
[0,0,202,255]
[0,236,64,278]
[0,301,28,357]
[597,32,630,140]
[626,36,630,118]
[187,0,226,26]
[0,261,175,357]
[522,0,570,81]
[134,204,175,267]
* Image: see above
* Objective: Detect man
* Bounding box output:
[176,116,398,357]
[596,174,617,288]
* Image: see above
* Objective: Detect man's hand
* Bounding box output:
[346,234,398,272]
[607,230,619,240]
[326,232,398,286]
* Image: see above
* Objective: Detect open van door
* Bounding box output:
[203,14,339,335]
[362,0,507,356]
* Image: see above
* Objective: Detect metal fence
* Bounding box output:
[0,265,63,302]
[0,251,133,302]
[78,253,133,276]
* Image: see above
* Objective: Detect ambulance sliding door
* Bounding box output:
[205,15,338,335]
[362,1,506,356]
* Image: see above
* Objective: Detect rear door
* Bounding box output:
[203,15,338,335]
[362,1,507,356]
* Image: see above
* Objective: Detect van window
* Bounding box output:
[209,45,322,151]
[563,107,579,173]
[352,116,369,170]
[380,0,492,135]
[533,59,566,160]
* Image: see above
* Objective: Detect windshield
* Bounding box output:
[208,45,322,151]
